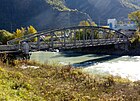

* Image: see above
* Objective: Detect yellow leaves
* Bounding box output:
[27,25,37,34]
[91,21,97,26]
[79,20,90,26]
[130,31,140,43]
[16,29,22,35]
[13,25,37,42]
[0,67,5,72]
[79,20,97,26]
[27,26,37,42]
[130,37,136,43]
[128,10,140,30]
[0,30,14,44]
[14,29,24,38]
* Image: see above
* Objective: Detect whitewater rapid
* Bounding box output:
[31,52,140,81]
[84,56,140,81]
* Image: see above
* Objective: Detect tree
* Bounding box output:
[0,30,14,44]
[27,26,37,42]
[129,10,140,43]
[77,21,98,40]
[14,26,37,41]
[14,26,37,38]
[79,20,90,26]
[128,10,140,31]
[27,25,37,34]
[14,29,24,38]
[91,22,97,26]
[21,27,27,35]
[79,20,97,26]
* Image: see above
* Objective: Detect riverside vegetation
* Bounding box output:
[1,60,140,100]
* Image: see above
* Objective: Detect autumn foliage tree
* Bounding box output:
[0,30,14,44]
[14,28,24,39]
[14,26,37,42]
[128,10,140,31]
[79,20,90,26]
[129,10,140,43]
[79,20,97,26]
[27,26,37,34]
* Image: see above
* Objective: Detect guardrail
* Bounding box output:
[0,45,20,51]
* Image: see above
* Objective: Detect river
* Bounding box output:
[30,51,140,81]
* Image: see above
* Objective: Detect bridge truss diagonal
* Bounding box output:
[6,26,130,52]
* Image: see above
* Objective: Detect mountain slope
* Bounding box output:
[0,0,139,31]
[65,0,140,25]
[121,0,140,9]
[0,0,91,31]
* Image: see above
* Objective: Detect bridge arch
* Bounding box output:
[7,26,129,51]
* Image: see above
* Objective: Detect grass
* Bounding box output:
[0,60,140,100]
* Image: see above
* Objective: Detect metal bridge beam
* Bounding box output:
[37,36,40,51]
[91,29,94,45]
[51,33,54,50]
[63,31,66,48]
[83,28,86,47]
[74,31,76,47]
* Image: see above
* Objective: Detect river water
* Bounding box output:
[30,51,140,81]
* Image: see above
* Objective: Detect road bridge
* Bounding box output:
[1,26,130,53]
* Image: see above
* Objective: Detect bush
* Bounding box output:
[0,30,14,44]
[130,31,140,46]
[1,60,140,100]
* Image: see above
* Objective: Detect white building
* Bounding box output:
[107,19,117,29]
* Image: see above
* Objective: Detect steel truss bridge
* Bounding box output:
[0,26,130,53]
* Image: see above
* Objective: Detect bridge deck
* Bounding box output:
[1,26,130,52]
[0,38,129,52]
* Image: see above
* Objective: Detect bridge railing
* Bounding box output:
[0,45,20,51]
[25,38,128,51]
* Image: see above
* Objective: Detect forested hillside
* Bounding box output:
[0,0,139,31]
[0,0,91,31]
[65,0,140,25]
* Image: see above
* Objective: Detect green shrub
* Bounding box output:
[0,30,14,44]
